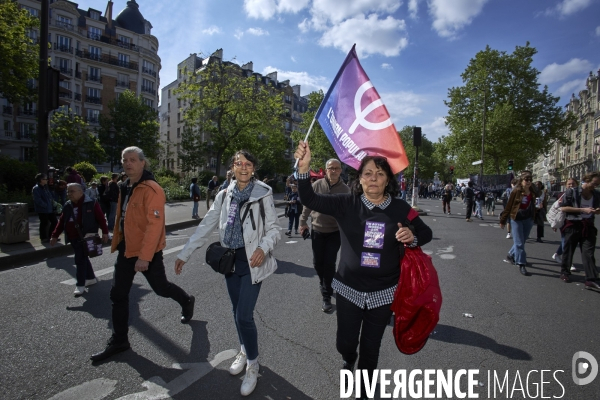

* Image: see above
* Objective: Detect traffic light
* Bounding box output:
[508,160,514,170]
[450,166,454,175]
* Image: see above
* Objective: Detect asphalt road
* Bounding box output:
[1,199,599,400]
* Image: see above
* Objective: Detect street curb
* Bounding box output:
[1,211,287,270]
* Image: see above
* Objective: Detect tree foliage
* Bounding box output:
[175,60,286,177]
[72,161,97,182]
[0,0,39,104]
[290,90,338,171]
[397,126,447,180]
[98,90,160,168]
[39,109,106,169]
[444,43,575,176]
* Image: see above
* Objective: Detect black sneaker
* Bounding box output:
[90,337,130,362]
[181,295,195,324]
[505,253,515,265]
[322,299,333,313]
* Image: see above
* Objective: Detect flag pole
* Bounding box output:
[293,117,317,170]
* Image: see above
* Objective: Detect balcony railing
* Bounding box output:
[142,67,156,77]
[59,67,73,76]
[116,80,129,88]
[75,49,138,71]
[141,86,156,95]
[74,93,82,101]
[85,95,102,104]
[53,43,73,53]
[3,130,13,138]
[86,74,102,83]
[87,32,102,41]
[2,106,13,115]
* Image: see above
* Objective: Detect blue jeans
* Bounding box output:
[288,209,299,231]
[108,202,118,230]
[71,240,96,286]
[509,218,534,265]
[556,233,565,255]
[475,200,484,217]
[225,249,262,360]
[192,201,199,217]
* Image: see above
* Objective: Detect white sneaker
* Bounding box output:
[229,351,247,375]
[74,286,86,296]
[506,233,512,239]
[552,253,562,263]
[85,278,98,287]
[571,265,577,272]
[241,362,259,396]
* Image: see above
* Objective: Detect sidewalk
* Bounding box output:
[0,193,287,269]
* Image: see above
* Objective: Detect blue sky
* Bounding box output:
[76,0,600,142]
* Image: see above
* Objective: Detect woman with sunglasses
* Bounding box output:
[174,150,281,396]
[500,171,537,276]
[294,141,432,398]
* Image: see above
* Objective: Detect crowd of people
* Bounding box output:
[29,145,600,399]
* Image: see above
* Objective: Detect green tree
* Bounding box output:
[444,43,574,175]
[397,126,442,181]
[72,161,97,182]
[291,90,337,171]
[98,90,160,169]
[0,0,39,104]
[38,109,105,169]
[175,59,286,177]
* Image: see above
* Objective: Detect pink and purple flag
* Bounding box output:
[315,44,409,174]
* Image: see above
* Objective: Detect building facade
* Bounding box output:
[158,49,308,175]
[531,70,600,190]
[0,0,160,171]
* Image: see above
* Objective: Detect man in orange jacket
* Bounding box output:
[91,146,195,362]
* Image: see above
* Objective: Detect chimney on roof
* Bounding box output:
[266,71,277,83]
[105,0,113,28]
[241,62,253,72]
[292,85,301,97]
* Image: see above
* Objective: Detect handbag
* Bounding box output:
[205,242,236,274]
[547,195,566,229]
[193,194,200,202]
[82,235,103,258]
[390,212,442,355]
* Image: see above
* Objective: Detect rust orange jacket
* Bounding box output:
[111,170,166,261]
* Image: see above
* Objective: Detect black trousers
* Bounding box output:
[561,221,599,280]
[465,200,473,219]
[110,241,191,342]
[336,294,393,374]
[38,212,57,240]
[311,230,341,300]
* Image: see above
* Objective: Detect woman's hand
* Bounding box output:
[500,223,505,230]
[395,223,414,244]
[294,141,311,174]
[174,258,186,275]
[249,248,265,268]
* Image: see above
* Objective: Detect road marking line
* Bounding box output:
[48,378,117,400]
[285,241,298,244]
[60,245,186,285]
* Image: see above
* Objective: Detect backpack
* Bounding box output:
[546,195,566,229]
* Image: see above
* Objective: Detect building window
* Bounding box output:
[88,26,101,40]
[56,15,72,29]
[167,131,170,140]
[142,78,154,94]
[117,73,129,88]
[22,6,39,17]
[142,60,155,76]
[57,57,71,75]
[210,158,217,168]
[56,34,71,50]
[177,127,180,138]
[90,10,100,20]
[20,122,35,138]
[89,45,101,60]
[86,109,100,123]
[118,35,130,48]
[88,66,101,82]
[168,89,171,99]
[118,53,130,68]
[143,98,153,108]
[86,87,101,104]
[167,103,170,112]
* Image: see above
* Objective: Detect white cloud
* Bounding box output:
[244,0,310,19]
[291,56,297,62]
[298,18,311,32]
[428,0,490,38]
[247,27,270,36]
[310,0,401,26]
[234,29,244,40]
[422,116,449,140]
[539,58,593,84]
[545,0,593,17]
[555,79,586,97]
[379,91,426,125]
[244,0,277,19]
[202,26,221,35]
[408,0,420,18]
[381,63,393,70]
[262,66,329,94]
[319,14,409,57]
[596,26,600,36]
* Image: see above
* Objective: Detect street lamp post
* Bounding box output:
[473,87,487,186]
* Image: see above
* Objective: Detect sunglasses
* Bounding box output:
[523,178,532,182]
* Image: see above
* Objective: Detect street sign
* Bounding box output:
[472,160,483,165]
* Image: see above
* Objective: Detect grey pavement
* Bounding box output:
[0,193,287,269]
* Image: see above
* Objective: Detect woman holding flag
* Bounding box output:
[294,141,433,396]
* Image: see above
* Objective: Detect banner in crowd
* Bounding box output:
[315,44,409,174]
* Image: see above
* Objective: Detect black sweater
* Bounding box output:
[299,177,433,292]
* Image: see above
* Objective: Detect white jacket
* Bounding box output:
[177,180,280,284]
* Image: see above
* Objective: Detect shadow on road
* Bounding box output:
[430,324,532,360]
[275,260,317,278]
